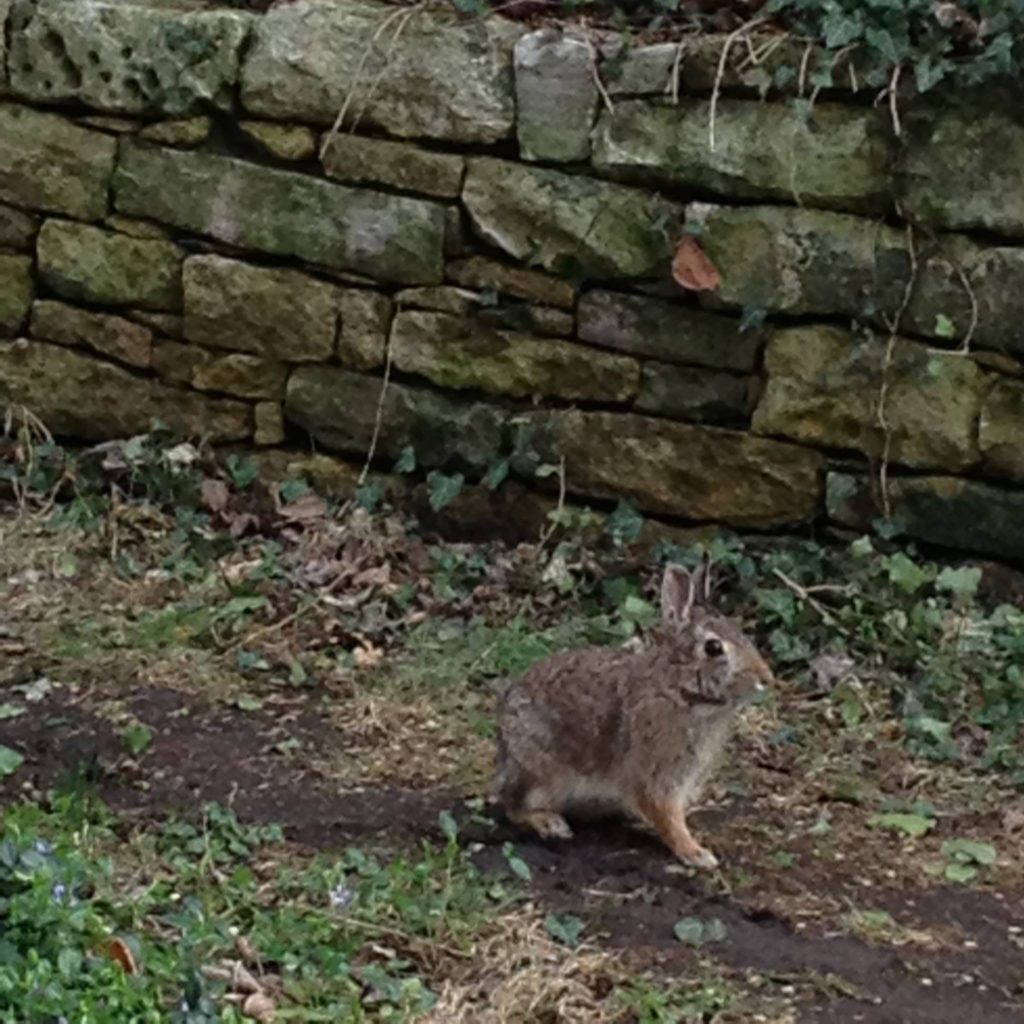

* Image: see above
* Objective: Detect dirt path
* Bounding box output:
[6,682,1021,1023]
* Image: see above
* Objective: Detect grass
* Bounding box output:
[2,429,1024,1021]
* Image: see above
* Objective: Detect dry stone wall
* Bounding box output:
[2,0,1024,557]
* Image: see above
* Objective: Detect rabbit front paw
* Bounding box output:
[681,846,720,870]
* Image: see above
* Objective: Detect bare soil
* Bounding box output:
[4,675,1021,1023]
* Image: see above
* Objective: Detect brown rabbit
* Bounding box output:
[490,557,774,868]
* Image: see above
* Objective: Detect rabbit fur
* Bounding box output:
[490,557,774,869]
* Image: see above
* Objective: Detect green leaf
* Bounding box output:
[0,703,25,721]
[822,10,863,47]
[226,454,258,489]
[606,500,644,545]
[674,916,727,947]
[864,26,902,65]
[427,471,464,512]
[886,553,930,594]
[502,843,531,882]
[356,483,382,512]
[393,445,417,474]
[482,457,510,491]
[235,694,263,712]
[936,566,982,600]
[868,812,934,838]
[0,746,24,777]
[739,305,767,332]
[915,55,947,93]
[545,913,584,946]
[123,723,154,756]
[934,313,957,339]
[944,862,977,883]
[942,839,996,866]
[279,478,310,504]
[56,552,79,578]
[438,810,458,841]
[58,948,83,978]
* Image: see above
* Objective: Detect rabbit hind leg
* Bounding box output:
[499,769,574,840]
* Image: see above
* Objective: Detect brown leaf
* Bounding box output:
[201,477,231,514]
[101,937,137,974]
[278,492,328,524]
[1003,807,1024,835]
[242,992,277,1022]
[671,235,721,292]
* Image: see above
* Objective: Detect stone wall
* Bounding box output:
[2,0,1024,557]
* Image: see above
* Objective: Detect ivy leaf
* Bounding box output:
[944,862,977,883]
[822,10,863,47]
[482,457,510,491]
[886,553,930,594]
[739,305,767,333]
[393,446,417,474]
[438,810,458,841]
[356,483,382,513]
[942,839,996,865]
[0,745,24,777]
[606,500,644,545]
[502,842,531,881]
[123,724,154,756]
[545,913,584,946]
[936,566,981,599]
[869,812,935,838]
[426,471,464,512]
[864,26,902,66]
[915,55,947,93]
[934,313,957,339]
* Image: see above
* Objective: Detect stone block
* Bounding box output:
[593,99,891,212]
[515,409,823,527]
[0,103,116,220]
[0,203,38,251]
[752,326,988,471]
[0,338,249,442]
[338,289,392,370]
[114,143,445,285]
[463,158,683,280]
[0,254,32,335]
[285,366,505,472]
[193,352,288,399]
[241,0,520,143]
[254,402,285,446]
[514,28,597,162]
[578,289,763,371]
[445,255,574,308]
[138,117,212,147]
[389,309,639,402]
[183,255,339,361]
[636,362,752,425]
[322,134,464,198]
[980,378,1024,482]
[8,0,251,115]
[240,121,318,162]
[827,472,1024,561]
[30,300,152,368]
[37,220,183,311]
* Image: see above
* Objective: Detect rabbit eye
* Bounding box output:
[704,638,724,658]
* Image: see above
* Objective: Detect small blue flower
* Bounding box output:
[51,882,68,904]
[34,840,54,857]
[329,884,354,912]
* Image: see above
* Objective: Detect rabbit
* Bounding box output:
[490,556,774,869]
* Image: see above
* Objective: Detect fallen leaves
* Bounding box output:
[671,235,721,291]
[202,936,279,1021]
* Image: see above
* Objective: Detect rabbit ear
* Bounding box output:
[661,564,697,629]
[692,551,713,605]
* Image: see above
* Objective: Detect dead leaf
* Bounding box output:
[278,492,327,524]
[235,934,259,964]
[100,937,137,974]
[1003,807,1024,835]
[354,641,384,669]
[201,477,231,513]
[242,992,276,1022]
[671,235,721,291]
